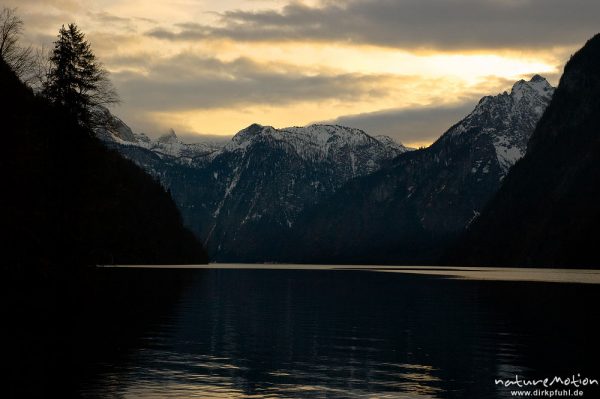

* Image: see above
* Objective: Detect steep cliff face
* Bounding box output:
[282,76,554,264]
[445,34,600,268]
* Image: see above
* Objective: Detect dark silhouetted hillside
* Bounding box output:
[445,34,600,268]
[1,59,208,267]
[2,56,208,397]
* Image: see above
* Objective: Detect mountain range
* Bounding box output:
[99,121,411,260]
[280,75,555,263]
[99,74,554,263]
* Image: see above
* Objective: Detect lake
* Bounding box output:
[71,265,600,398]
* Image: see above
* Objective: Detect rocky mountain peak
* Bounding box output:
[157,128,179,144]
[226,123,409,161]
[227,124,274,151]
[437,75,555,174]
[446,34,600,268]
[511,75,554,102]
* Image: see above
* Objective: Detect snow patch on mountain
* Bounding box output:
[98,121,225,163]
[444,75,555,173]
[224,123,410,164]
[494,136,525,173]
[98,110,410,170]
[512,74,554,104]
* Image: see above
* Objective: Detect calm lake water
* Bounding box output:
[75,266,600,398]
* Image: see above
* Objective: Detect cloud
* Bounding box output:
[112,53,413,111]
[322,72,546,145]
[87,11,131,24]
[109,52,532,142]
[9,0,570,144]
[323,102,479,145]
[86,11,136,32]
[147,0,600,50]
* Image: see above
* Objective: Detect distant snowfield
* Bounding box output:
[104,264,600,284]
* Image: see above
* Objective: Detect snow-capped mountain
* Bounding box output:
[98,119,409,260]
[280,76,555,264]
[149,129,222,159]
[97,118,224,163]
[100,119,407,168]
[446,34,600,268]
[224,123,409,175]
[97,75,553,263]
[443,74,554,172]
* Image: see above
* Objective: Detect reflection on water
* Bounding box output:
[116,264,600,284]
[79,269,600,398]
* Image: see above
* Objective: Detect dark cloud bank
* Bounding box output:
[147,0,600,50]
[323,102,477,145]
[112,54,410,111]
[119,0,596,143]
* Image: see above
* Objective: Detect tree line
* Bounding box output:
[1,7,119,128]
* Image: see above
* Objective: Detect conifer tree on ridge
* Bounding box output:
[43,23,119,128]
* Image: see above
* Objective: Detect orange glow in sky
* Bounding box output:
[6,0,594,146]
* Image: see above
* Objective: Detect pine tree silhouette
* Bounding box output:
[43,23,118,128]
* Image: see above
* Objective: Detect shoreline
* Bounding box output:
[101,264,600,285]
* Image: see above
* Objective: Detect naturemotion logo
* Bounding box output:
[495,374,598,397]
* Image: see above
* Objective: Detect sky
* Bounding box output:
[7,0,600,147]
